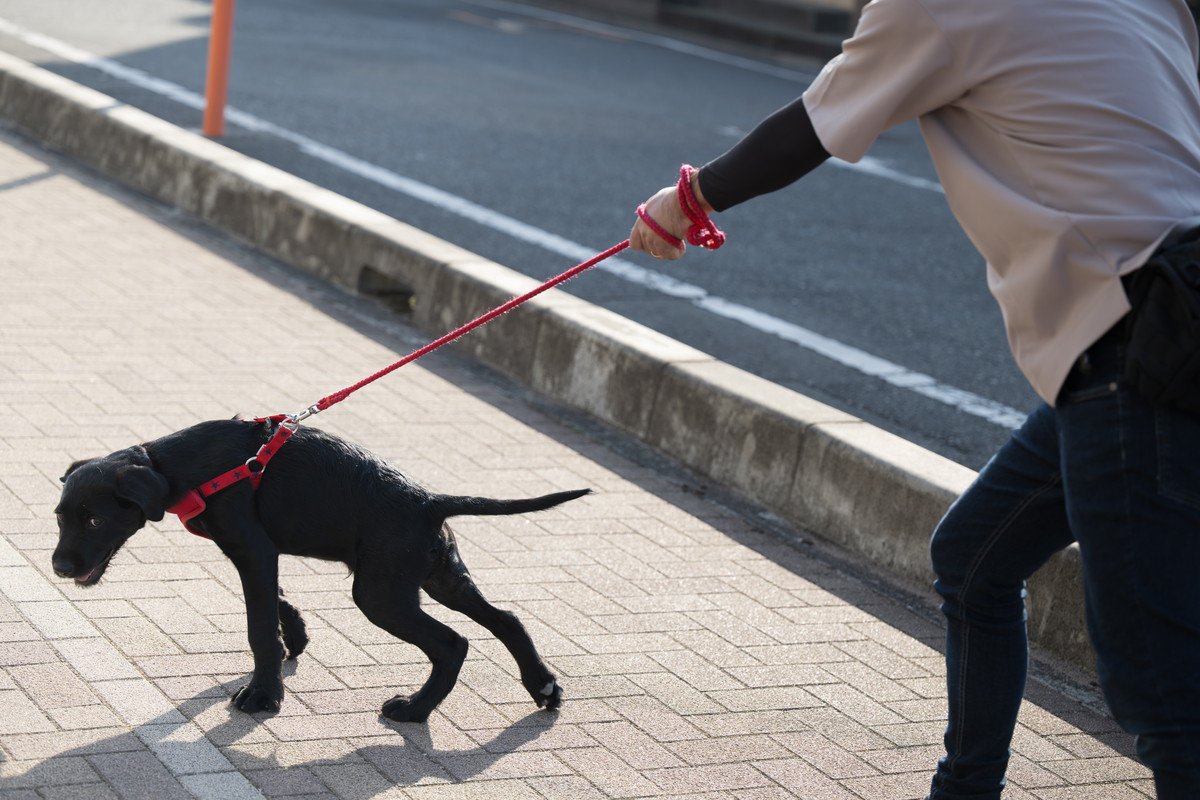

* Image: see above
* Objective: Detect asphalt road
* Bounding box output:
[0,0,1041,469]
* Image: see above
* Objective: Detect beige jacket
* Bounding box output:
[804,0,1200,403]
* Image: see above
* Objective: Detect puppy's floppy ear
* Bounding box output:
[115,465,169,522]
[60,458,95,484]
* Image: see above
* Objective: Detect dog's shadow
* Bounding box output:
[4,660,556,796]
[211,661,557,789]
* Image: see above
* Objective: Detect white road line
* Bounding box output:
[832,156,945,194]
[483,0,945,196]
[466,0,822,83]
[0,17,1025,429]
[717,127,945,195]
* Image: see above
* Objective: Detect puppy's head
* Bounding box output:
[52,448,168,586]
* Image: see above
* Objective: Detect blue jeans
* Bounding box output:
[929,325,1200,799]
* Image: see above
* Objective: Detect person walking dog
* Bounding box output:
[632,1,1200,797]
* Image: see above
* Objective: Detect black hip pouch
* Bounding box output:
[1124,228,1200,411]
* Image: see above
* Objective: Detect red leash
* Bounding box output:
[316,238,632,414]
[169,166,724,536]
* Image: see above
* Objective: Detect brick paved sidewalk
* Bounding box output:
[0,127,1153,800]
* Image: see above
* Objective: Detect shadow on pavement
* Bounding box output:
[1,661,562,796]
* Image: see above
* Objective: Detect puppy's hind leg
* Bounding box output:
[278,588,308,660]
[352,566,468,723]
[423,539,563,711]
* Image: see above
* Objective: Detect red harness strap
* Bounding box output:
[167,184,724,538]
[168,415,291,538]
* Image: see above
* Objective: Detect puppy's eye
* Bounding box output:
[87,516,104,529]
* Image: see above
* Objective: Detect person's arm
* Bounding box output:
[631,0,971,261]
[699,97,830,212]
[629,98,829,258]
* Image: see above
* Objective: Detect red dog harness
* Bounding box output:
[167,167,724,538]
[167,415,295,537]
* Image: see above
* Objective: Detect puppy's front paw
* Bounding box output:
[534,679,563,711]
[380,694,430,723]
[522,667,563,710]
[232,679,283,713]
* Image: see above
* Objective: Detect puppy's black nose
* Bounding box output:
[51,553,77,578]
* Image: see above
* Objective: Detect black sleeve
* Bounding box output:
[697,96,831,213]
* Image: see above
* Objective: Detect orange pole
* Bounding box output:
[202,0,236,137]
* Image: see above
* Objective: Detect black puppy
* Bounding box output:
[52,418,588,721]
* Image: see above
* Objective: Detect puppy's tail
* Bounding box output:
[430,488,590,520]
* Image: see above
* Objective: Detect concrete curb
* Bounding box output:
[0,52,1092,673]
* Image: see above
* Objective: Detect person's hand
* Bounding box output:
[630,184,689,260]
[631,170,718,261]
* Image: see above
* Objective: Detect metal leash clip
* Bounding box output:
[286,404,322,427]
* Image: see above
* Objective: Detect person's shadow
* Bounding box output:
[1,658,557,797]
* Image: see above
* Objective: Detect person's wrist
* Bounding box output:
[691,169,714,213]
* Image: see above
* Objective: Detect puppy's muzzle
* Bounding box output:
[51,552,78,578]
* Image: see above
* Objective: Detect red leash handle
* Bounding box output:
[676,164,725,249]
[636,165,726,252]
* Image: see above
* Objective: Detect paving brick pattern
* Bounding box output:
[0,127,1154,799]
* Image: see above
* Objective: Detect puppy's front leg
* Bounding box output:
[228,534,285,713]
